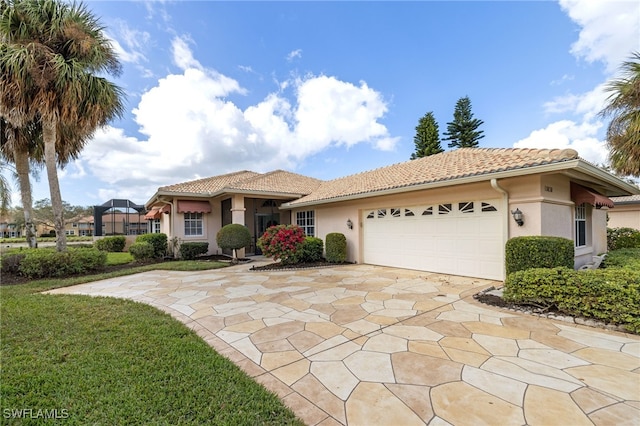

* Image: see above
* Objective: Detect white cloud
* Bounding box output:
[560,0,640,73]
[81,36,395,201]
[516,0,639,166]
[514,120,608,165]
[286,49,302,61]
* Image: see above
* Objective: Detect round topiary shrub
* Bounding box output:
[217,224,252,260]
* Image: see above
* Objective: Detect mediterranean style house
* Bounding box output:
[144,148,639,280]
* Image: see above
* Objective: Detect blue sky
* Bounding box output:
[13,0,640,207]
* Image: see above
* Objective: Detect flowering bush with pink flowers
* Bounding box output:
[257,224,306,264]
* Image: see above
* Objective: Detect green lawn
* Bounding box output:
[1,262,303,425]
[106,251,134,265]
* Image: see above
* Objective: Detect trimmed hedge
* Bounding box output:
[505,236,574,275]
[136,233,168,258]
[217,224,251,257]
[179,242,209,260]
[129,242,155,261]
[325,233,347,263]
[504,267,640,333]
[607,227,640,251]
[94,236,126,252]
[16,248,107,279]
[293,237,324,263]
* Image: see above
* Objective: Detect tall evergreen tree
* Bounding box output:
[410,112,443,159]
[443,96,485,149]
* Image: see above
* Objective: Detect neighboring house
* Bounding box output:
[608,195,640,230]
[0,219,21,238]
[145,148,639,280]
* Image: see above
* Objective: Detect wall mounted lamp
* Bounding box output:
[347,219,353,230]
[511,208,524,226]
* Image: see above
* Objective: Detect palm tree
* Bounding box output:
[0,158,11,215]
[600,52,640,177]
[0,0,125,251]
[0,117,42,247]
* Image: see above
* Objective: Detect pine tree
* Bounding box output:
[410,112,443,159]
[443,96,485,149]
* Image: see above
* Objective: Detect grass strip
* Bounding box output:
[1,262,303,425]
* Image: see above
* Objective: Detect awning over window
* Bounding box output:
[570,182,614,209]
[178,200,212,213]
[144,205,171,219]
[144,208,161,220]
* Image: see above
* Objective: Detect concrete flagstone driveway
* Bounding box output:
[47,262,639,425]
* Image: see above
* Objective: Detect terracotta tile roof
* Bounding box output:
[287,148,580,206]
[159,170,260,193]
[227,170,323,195]
[158,170,322,196]
[611,194,640,204]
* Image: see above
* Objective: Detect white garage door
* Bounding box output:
[362,199,504,280]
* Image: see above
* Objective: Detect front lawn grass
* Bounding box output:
[1,262,303,425]
[105,251,134,265]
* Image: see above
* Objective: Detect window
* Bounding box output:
[481,202,497,212]
[184,212,203,236]
[575,204,587,247]
[65,230,75,236]
[296,210,315,236]
[459,202,474,213]
[377,209,387,218]
[404,209,415,217]
[152,219,161,234]
[390,208,401,218]
[438,204,452,215]
[422,206,433,216]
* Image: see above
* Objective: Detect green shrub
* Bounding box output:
[18,248,106,279]
[216,224,252,258]
[325,233,347,263]
[1,252,26,275]
[504,267,640,333]
[257,225,305,264]
[607,227,640,251]
[179,242,209,260]
[293,237,324,263]
[136,233,168,258]
[94,236,126,252]
[603,248,640,270]
[505,236,574,275]
[128,242,155,261]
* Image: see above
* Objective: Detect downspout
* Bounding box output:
[491,178,509,281]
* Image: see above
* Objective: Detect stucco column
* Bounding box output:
[230,195,246,257]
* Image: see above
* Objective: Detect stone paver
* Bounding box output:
[47,262,640,425]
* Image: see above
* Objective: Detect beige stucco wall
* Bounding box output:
[608,204,640,230]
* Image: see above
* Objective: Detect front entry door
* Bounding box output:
[255,214,279,254]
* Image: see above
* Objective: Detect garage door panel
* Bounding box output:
[363,199,503,280]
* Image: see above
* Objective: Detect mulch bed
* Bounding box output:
[250,260,353,271]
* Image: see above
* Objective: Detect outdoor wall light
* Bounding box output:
[347,219,353,230]
[511,208,524,226]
